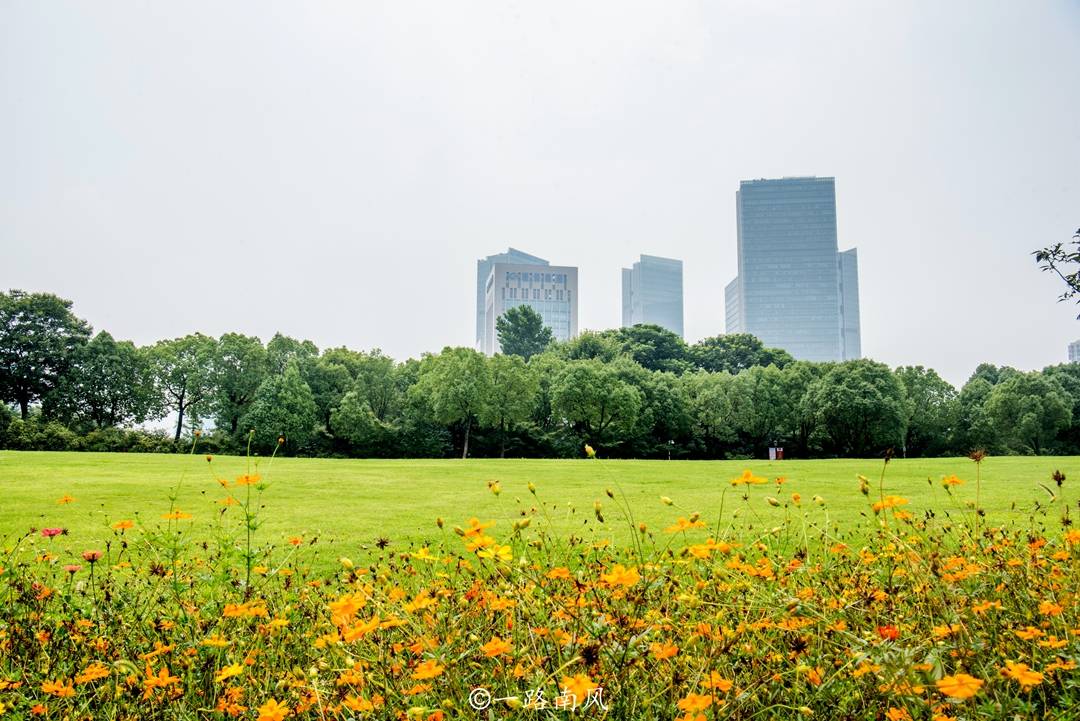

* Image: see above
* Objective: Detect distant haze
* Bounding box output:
[3,1,1078,387]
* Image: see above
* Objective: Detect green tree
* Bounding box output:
[148,334,217,441]
[45,331,153,429]
[612,324,690,373]
[986,372,1071,455]
[805,360,907,457]
[211,333,268,435]
[480,354,539,457]
[951,377,999,453]
[1043,363,1080,453]
[0,290,91,419]
[495,305,555,360]
[690,333,793,374]
[410,347,491,458]
[895,366,957,457]
[557,330,624,362]
[330,388,387,454]
[729,364,793,455]
[680,370,737,456]
[241,362,319,453]
[304,356,353,428]
[266,333,318,374]
[782,361,827,457]
[551,359,642,450]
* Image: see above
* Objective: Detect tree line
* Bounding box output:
[0,290,1076,459]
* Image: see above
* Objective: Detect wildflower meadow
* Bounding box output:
[2,447,1080,720]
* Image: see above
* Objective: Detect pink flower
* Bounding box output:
[41,528,65,538]
[63,564,81,574]
[81,550,102,563]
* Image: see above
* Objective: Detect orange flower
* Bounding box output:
[1002,662,1043,690]
[650,642,679,660]
[600,564,640,588]
[74,663,110,684]
[412,660,444,680]
[703,671,733,692]
[161,510,192,520]
[112,520,134,531]
[560,674,598,705]
[256,698,290,721]
[41,679,75,698]
[480,636,512,658]
[56,495,76,505]
[731,469,767,486]
[677,693,713,713]
[936,673,983,700]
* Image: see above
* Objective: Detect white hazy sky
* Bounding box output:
[2,1,1078,387]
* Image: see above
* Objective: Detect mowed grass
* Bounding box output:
[1,451,1077,566]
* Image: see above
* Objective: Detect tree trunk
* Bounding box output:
[174,390,185,443]
[461,416,471,459]
[19,397,28,420]
[500,420,507,459]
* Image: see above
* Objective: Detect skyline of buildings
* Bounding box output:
[621,254,684,338]
[476,176,863,360]
[725,176,862,362]
[1069,340,1080,363]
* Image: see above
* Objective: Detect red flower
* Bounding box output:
[41,528,64,538]
[877,625,900,641]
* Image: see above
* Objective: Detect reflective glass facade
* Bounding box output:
[724,177,861,361]
[621,254,684,337]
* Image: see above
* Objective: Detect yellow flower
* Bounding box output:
[665,517,706,533]
[935,673,983,700]
[941,475,965,487]
[477,545,512,563]
[731,469,767,486]
[256,698,290,721]
[161,510,192,520]
[480,636,512,658]
[214,664,244,683]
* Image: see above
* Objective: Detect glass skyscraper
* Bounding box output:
[725,177,861,361]
[621,254,684,337]
[480,262,578,355]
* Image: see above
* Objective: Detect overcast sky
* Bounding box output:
[3,1,1078,387]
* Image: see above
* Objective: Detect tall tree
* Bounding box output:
[241,362,319,453]
[951,377,999,453]
[895,365,957,457]
[690,333,793,375]
[729,363,793,455]
[148,334,217,442]
[480,354,539,457]
[552,359,642,450]
[211,333,268,435]
[410,347,491,458]
[681,371,737,456]
[45,331,153,429]
[266,333,318,374]
[805,360,907,457]
[986,372,1070,455]
[495,305,554,360]
[0,290,91,419]
[612,324,690,374]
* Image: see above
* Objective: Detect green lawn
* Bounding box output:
[1,451,1076,565]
